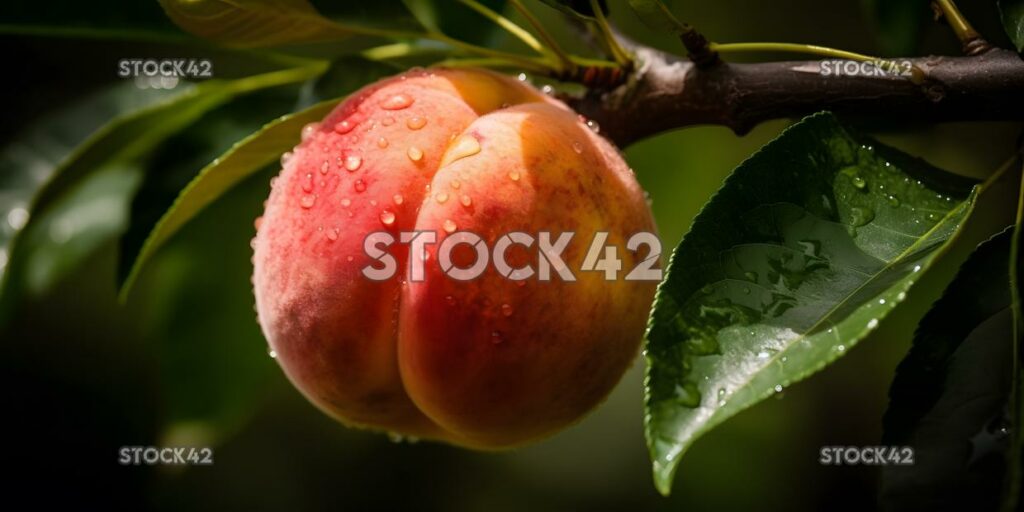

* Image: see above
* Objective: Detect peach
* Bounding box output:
[252,68,657,448]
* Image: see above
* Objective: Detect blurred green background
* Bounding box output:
[2,0,1021,510]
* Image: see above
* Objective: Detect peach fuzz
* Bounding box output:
[252,67,657,448]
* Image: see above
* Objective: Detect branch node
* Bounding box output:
[679,27,720,69]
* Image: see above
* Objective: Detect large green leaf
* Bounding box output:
[0,62,326,323]
[1000,0,1024,52]
[626,0,687,35]
[861,0,930,56]
[644,112,979,495]
[881,228,1017,511]
[157,0,416,49]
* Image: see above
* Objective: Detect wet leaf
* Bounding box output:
[645,112,978,495]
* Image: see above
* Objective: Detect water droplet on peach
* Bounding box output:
[344,152,362,171]
[380,210,396,226]
[334,120,356,134]
[393,194,404,205]
[572,141,583,154]
[354,179,366,193]
[508,171,521,181]
[501,304,514,317]
[319,160,330,174]
[377,137,389,148]
[300,195,316,208]
[301,122,319,141]
[280,151,294,166]
[436,192,449,204]
[301,173,314,192]
[407,146,424,162]
[443,219,457,233]
[341,198,351,208]
[382,94,414,110]
[440,134,481,167]
[382,116,395,126]
[460,195,472,207]
[406,116,427,130]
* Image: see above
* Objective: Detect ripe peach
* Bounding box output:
[252,68,657,448]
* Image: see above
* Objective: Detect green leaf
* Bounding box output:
[626,0,687,35]
[1000,0,1024,53]
[861,0,930,56]
[118,100,336,300]
[881,228,1015,511]
[644,112,979,495]
[0,62,325,323]
[157,0,413,48]
[538,0,608,20]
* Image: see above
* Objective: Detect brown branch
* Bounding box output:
[568,45,1024,148]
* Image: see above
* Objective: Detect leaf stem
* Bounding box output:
[508,0,577,74]
[931,0,991,55]
[455,0,545,55]
[589,0,632,66]
[710,42,878,62]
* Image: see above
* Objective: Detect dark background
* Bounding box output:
[2,0,1020,510]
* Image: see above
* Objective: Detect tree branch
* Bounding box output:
[568,44,1024,148]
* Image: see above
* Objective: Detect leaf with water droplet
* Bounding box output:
[645,112,978,495]
[882,228,1020,510]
